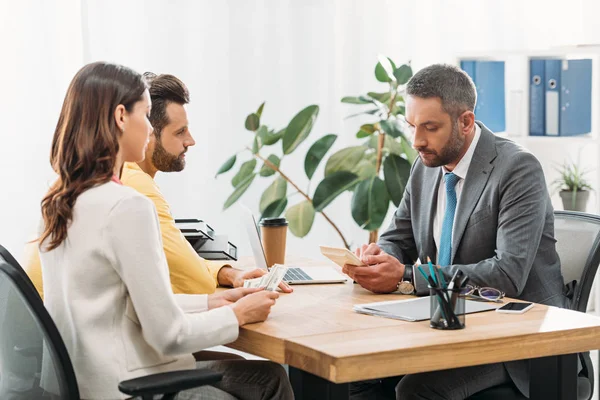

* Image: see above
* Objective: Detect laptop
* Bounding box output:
[242,206,348,285]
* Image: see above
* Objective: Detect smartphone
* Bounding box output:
[319,246,365,268]
[495,302,534,314]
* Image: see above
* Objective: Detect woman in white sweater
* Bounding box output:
[38,62,293,400]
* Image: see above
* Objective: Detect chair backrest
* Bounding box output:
[0,245,79,399]
[554,211,600,313]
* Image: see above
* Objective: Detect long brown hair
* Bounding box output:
[40,62,147,251]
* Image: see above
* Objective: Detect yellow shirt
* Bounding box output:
[24,162,227,299]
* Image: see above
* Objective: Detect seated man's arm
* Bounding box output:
[443,152,549,298]
[378,173,419,264]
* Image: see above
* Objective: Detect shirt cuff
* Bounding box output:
[207,261,232,287]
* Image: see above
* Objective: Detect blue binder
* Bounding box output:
[560,59,592,136]
[529,60,546,136]
[544,60,561,136]
[460,61,476,81]
[461,60,506,133]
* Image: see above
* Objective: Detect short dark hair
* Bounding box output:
[143,72,190,136]
[406,64,477,120]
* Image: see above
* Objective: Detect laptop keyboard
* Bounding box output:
[284,267,313,281]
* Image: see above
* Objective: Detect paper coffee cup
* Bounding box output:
[259,217,288,267]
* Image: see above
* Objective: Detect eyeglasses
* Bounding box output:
[459,284,505,303]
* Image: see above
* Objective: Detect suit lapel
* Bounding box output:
[421,167,441,264]
[451,123,497,262]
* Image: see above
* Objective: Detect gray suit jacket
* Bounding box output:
[378,122,568,397]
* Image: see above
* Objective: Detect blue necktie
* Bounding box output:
[438,172,460,266]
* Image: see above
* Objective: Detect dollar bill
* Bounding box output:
[264,264,288,291]
[242,265,288,291]
[243,277,263,288]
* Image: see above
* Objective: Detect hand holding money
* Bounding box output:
[243,264,289,292]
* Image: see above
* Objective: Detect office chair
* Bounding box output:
[0,245,222,399]
[468,210,600,400]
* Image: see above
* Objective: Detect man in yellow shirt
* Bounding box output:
[25,72,291,299]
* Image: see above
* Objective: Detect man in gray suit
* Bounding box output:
[344,64,568,400]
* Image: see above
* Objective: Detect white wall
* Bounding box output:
[3,0,600,262]
[0,0,84,259]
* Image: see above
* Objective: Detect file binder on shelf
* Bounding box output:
[544,59,561,136]
[528,58,592,137]
[529,59,546,136]
[560,59,592,136]
[460,60,506,133]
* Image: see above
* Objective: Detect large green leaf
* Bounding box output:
[374,56,397,83]
[259,154,281,177]
[259,176,287,213]
[215,155,236,177]
[285,201,315,238]
[351,176,390,231]
[367,92,392,104]
[383,154,412,207]
[367,134,403,156]
[256,102,265,118]
[245,113,260,131]
[341,96,371,104]
[224,173,255,210]
[261,197,287,220]
[313,171,361,211]
[379,119,403,138]
[356,123,376,138]
[304,134,337,179]
[258,127,283,146]
[231,159,257,187]
[356,129,372,139]
[324,146,366,177]
[394,65,413,85]
[282,105,319,154]
[354,158,377,180]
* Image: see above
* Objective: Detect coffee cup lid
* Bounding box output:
[259,217,288,227]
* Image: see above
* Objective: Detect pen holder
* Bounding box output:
[429,286,465,330]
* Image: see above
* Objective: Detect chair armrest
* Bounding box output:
[118,368,222,397]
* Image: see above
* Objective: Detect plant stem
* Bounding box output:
[369,230,378,244]
[253,151,350,249]
[375,131,385,173]
[367,88,398,245]
[387,88,398,119]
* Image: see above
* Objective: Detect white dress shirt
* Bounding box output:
[39,182,239,399]
[433,124,482,258]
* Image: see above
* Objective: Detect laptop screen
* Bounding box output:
[241,205,269,270]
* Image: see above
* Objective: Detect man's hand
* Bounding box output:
[218,266,293,293]
[207,287,262,309]
[343,251,405,293]
[354,243,384,264]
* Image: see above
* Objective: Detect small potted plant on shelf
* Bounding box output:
[554,160,593,212]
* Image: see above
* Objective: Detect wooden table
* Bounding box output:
[226,258,600,399]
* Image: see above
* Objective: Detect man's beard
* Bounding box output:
[416,122,465,168]
[152,138,186,172]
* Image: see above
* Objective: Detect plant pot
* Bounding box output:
[559,190,590,212]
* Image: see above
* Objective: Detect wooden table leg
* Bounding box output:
[289,366,349,400]
[530,353,578,400]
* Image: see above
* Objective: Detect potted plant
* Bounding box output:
[215,56,417,248]
[554,160,593,212]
